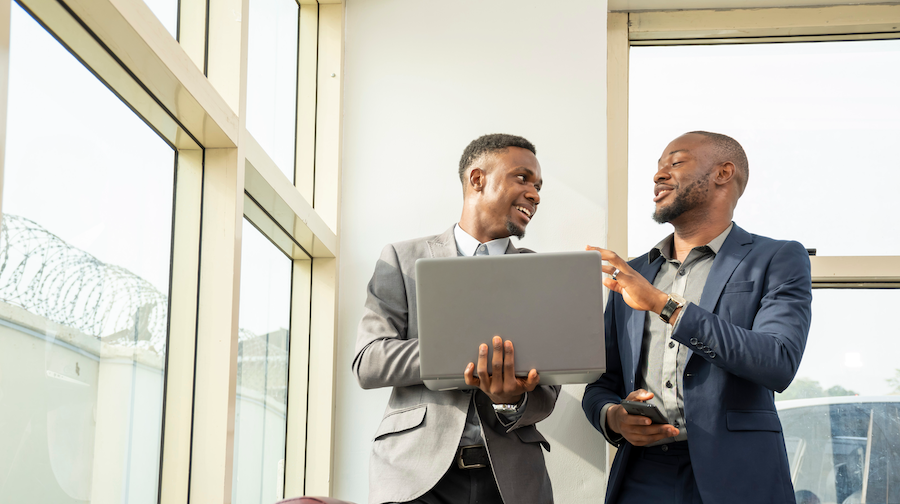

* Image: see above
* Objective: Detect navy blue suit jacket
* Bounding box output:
[583,224,812,504]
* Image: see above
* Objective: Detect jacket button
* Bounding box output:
[709,352,716,358]
[690,338,699,345]
[661,444,669,452]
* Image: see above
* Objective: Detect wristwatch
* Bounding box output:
[492,403,519,415]
[659,293,686,324]
[492,394,526,415]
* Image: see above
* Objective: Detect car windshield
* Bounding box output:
[779,399,900,504]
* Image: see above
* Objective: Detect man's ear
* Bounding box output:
[469,167,486,192]
[714,162,736,186]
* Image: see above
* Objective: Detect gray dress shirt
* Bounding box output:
[453,224,527,446]
[601,223,733,446]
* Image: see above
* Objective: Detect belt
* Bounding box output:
[456,444,490,470]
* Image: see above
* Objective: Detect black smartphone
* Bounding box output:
[620,400,669,424]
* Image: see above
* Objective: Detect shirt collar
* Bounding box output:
[454,224,510,256]
[649,222,734,263]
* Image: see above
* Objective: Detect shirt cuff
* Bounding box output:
[600,403,625,446]
[496,393,528,426]
[672,302,691,330]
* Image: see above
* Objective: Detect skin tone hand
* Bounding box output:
[586,246,682,325]
[607,389,680,446]
[464,336,540,404]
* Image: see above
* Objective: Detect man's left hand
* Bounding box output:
[464,336,540,404]
[587,246,670,316]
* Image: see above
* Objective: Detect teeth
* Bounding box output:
[516,206,532,217]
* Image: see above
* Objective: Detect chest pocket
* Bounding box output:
[723,280,755,294]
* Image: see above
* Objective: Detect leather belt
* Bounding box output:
[456,444,489,470]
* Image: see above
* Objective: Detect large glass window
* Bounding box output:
[629,36,900,504]
[0,4,175,503]
[628,40,900,258]
[246,0,300,181]
[232,218,292,504]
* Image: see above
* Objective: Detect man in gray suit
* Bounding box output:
[353,133,560,504]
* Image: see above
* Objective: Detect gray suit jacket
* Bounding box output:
[353,226,559,504]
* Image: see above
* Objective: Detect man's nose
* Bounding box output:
[654,167,670,183]
[527,187,540,205]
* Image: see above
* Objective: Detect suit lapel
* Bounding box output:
[698,224,753,312]
[426,226,459,258]
[685,224,753,365]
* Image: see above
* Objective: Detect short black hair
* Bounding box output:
[687,131,749,195]
[458,134,536,185]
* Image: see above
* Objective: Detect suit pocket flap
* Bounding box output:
[726,410,782,432]
[723,280,755,293]
[514,425,551,451]
[373,404,427,440]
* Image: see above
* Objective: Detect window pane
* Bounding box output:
[628,41,900,257]
[144,0,178,38]
[780,289,900,400]
[0,5,175,503]
[246,0,299,181]
[232,219,292,504]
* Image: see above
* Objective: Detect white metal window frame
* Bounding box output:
[607,4,900,286]
[0,0,344,502]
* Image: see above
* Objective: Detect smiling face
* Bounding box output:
[652,134,715,225]
[468,146,542,240]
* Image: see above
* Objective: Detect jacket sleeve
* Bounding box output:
[352,243,424,389]
[671,240,813,392]
[582,293,628,444]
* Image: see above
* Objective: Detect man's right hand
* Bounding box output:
[607,389,680,446]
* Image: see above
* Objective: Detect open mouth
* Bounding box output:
[653,186,674,203]
[515,205,534,220]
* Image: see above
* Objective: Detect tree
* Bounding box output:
[888,369,900,395]
[777,377,858,401]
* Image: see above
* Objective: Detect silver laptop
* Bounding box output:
[416,251,605,391]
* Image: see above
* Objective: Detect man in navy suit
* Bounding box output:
[583,131,812,504]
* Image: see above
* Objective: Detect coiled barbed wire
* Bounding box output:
[0,213,168,353]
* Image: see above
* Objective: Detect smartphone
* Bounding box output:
[620,400,669,424]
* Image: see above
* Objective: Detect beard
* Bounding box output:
[652,172,710,224]
[506,219,525,239]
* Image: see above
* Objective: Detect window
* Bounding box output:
[0,4,174,502]
[1,0,342,500]
[609,5,900,502]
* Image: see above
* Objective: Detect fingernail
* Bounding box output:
[480,344,487,355]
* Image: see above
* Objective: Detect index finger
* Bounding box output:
[585,245,628,269]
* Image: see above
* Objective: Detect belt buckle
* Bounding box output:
[457,444,487,470]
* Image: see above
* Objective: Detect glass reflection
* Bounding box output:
[232,218,292,504]
[0,4,175,503]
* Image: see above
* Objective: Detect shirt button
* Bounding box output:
[661,445,669,452]
[674,421,679,427]
[679,269,686,276]
[666,380,673,389]
[668,341,675,349]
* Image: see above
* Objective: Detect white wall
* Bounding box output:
[334,1,610,502]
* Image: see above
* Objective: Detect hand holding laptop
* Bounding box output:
[463,336,541,404]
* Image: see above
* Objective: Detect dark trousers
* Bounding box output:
[616,441,703,504]
[402,457,503,504]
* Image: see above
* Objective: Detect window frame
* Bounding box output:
[607,4,900,286]
[0,0,344,502]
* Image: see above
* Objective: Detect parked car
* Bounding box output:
[778,396,900,504]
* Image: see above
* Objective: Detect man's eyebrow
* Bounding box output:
[658,149,689,163]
